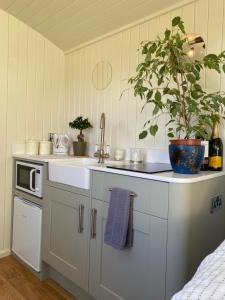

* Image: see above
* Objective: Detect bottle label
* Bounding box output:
[201,141,209,157]
[209,156,222,168]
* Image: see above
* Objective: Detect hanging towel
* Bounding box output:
[104,187,133,250]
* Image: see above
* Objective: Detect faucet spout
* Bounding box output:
[100,113,105,129]
[98,113,106,164]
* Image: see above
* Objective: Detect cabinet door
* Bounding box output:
[42,185,90,291]
[89,199,167,300]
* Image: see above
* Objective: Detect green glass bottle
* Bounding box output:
[208,123,223,171]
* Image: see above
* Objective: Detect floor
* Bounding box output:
[0,255,77,300]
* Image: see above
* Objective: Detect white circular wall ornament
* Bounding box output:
[92,61,112,90]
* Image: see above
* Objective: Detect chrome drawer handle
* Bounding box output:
[108,188,136,197]
[78,204,84,233]
[91,208,97,239]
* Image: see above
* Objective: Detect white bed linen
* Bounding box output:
[172,240,225,300]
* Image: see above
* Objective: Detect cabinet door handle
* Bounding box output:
[91,208,97,239]
[78,204,84,233]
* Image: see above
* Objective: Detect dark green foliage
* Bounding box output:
[129,16,225,140]
[69,116,93,142]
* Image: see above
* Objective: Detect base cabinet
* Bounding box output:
[42,185,90,291]
[89,199,167,300]
[42,171,225,300]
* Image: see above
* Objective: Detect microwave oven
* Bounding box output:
[16,161,43,198]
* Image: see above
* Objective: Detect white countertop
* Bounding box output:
[89,165,225,183]
[13,154,77,162]
[13,154,225,183]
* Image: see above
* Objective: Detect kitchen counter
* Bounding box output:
[89,165,225,184]
[13,154,78,162]
[13,154,225,184]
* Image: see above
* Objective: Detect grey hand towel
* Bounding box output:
[104,187,133,250]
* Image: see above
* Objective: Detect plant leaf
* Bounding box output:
[155,90,161,101]
[139,131,148,139]
[164,29,171,40]
[149,125,158,136]
[186,74,196,84]
[172,16,181,27]
[168,133,174,138]
[153,105,159,115]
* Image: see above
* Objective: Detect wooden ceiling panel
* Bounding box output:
[0,0,181,51]
[41,0,124,43]
[35,0,94,33]
[6,0,33,15]
[0,0,15,10]
[24,0,75,27]
[56,0,159,48]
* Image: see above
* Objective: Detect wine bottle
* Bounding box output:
[208,122,223,171]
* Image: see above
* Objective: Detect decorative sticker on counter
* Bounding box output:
[211,195,223,214]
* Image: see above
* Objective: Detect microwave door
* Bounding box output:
[17,165,36,192]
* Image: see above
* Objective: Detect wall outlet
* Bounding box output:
[211,195,223,214]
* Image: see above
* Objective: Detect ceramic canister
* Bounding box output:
[25,140,39,155]
[39,141,52,155]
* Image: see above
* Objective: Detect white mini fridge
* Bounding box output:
[12,196,42,272]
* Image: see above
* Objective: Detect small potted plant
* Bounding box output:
[69,116,93,156]
[128,16,225,174]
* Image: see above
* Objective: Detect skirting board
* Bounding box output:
[50,267,94,300]
[0,249,11,259]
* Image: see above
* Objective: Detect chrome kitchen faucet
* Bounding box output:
[98,112,106,163]
[94,112,109,163]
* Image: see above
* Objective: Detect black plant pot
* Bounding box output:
[73,141,87,156]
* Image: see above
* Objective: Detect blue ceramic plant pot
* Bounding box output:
[169,144,205,174]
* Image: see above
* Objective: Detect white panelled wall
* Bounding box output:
[65,0,225,152]
[0,9,65,257]
[1,0,225,257]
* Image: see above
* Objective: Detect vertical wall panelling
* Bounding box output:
[5,15,18,252]
[35,34,45,140]
[206,0,223,91]
[0,9,65,256]
[194,0,209,89]
[0,10,8,254]
[27,24,36,140]
[135,21,150,149]
[155,14,170,148]
[65,0,225,153]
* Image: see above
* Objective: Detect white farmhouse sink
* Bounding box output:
[48,158,98,190]
[48,157,127,190]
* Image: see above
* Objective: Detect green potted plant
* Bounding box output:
[69,116,93,156]
[128,16,225,174]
